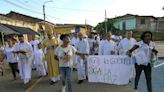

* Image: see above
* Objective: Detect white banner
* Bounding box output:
[87,55,132,85]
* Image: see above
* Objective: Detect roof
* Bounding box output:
[56,23,93,28]
[4,11,55,25]
[2,24,39,35]
[5,11,43,22]
[113,13,156,20]
[0,24,19,34]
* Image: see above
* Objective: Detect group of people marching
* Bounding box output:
[1,30,158,92]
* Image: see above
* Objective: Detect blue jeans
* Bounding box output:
[60,67,72,92]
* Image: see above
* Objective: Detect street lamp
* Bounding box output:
[43,0,53,21]
[42,0,53,38]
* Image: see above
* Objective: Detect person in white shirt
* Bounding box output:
[35,43,47,77]
[87,35,94,55]
[99,32,117,55]
[128,31,158,92]
[14,35,33,85]
[118,31,137,82]
[70,33,79,70]
[3,38,19,80]
[119,31,136,55]
[98,34,106,55]
[55,34,88,92]
[29,36,39,70]
[70,33,79,48]
[76,32,90,84]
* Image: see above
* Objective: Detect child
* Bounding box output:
[55,34,88,92]
[3,38,19,80]
[36,43,47,77]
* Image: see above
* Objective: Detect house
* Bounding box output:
[157,17,164,31]
[113,14,137,31]
[113,14,164,31]
[55,24,93,34]
[0,11,55,41]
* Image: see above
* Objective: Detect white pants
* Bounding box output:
[72,55,77,69]
[36,63,46,76]
[50,76,60,82]
[18,59,32,84]
[24,78,30,84]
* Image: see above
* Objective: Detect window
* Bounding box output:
[123,21,126,30]
[140,19,145,24]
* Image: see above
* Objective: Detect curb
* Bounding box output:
[158,57,164,60]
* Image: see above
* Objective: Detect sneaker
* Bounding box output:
[50,81,56,85]
[62,86,66,92]
[134,89,138,92]
[77,80,83,84]
[86,76,88,80]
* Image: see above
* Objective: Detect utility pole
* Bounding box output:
[85,19,88,34]
[43,0,53,21]
[43,4,46,22]
[105,10,107,33]
[85,19,87,25]
[42,0,53,38]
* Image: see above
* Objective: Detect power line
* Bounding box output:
[4,0,43,15]
[46,15,81,22]
[2,0,97,25]
[16,0,41,10]
[3,0,60,20]
[46,5,103,13]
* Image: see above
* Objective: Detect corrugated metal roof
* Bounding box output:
[0,24,19,34]
[2,24,39,35]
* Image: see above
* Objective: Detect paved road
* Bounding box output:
[0,69,134,92]
[155,41,164,58]
[0,42,164,92]
[1,60,164,92]
[136,60,164,92]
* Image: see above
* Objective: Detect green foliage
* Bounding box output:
[111,31,164,41]
[94,19,117,34]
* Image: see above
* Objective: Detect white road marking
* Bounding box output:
[154,62,164,68]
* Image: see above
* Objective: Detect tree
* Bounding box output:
[94,18,117,34]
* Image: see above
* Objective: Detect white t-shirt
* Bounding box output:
[135,41,155,65]
[4,46,18,63]
[119,38,137,55]
[29,40,39,52]
[98,39,106,55]
[55,45,77,67]
[100,40,116,55]
[76,39,90,54]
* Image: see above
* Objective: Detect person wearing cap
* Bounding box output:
[42,31,60,85]
[14,34,33,86]
[76,32,90,84]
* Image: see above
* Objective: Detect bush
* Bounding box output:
[111,31,164,41]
